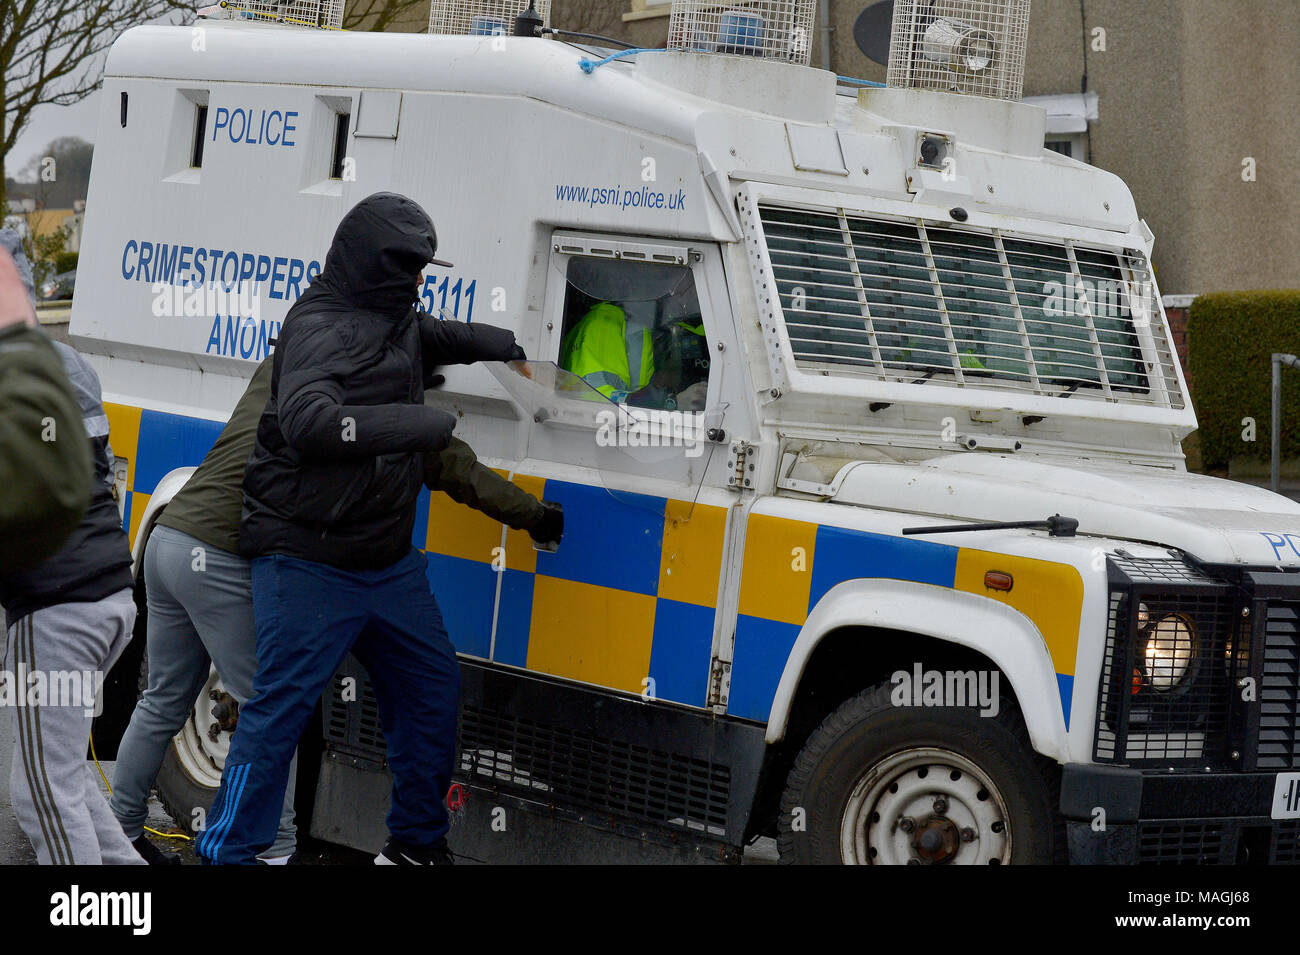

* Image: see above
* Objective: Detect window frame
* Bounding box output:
[544,231,723,423]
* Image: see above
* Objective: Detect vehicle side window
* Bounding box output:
[556,256,711,412]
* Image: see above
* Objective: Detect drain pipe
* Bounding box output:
[819,0,832,71]
[1272,353,1300,492]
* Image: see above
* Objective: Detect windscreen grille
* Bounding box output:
[759,204,1183,409]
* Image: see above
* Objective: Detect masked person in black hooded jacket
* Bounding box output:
[197,193,523,865]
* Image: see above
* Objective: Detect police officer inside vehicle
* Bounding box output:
[559,268,708,411]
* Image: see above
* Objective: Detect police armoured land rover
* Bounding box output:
[74,0,1300,864]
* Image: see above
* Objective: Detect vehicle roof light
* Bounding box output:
[922,17,995,74]
[887,0,1030,101]
[214,0,345,30]
[668,0,817,66]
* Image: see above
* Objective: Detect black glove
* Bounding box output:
[466,322,521,362]
[529,500,563,545]
[508,344,527,362]
[424,364,446,390]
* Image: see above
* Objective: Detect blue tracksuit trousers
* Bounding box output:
[195,547,460,865]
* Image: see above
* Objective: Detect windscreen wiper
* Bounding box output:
[902,514,1079,538]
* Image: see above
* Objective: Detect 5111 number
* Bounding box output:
[419,274,477,322]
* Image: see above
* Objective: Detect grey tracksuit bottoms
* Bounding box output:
[110,525,297,858]
[3,587,145,864]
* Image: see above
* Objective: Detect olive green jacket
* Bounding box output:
[0,325,91,573]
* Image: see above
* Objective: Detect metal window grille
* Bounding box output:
[429,0,550,35]
[756,203,1182,409]
[887,0,1030,100]
[218,0,345,29]
[667,0,817,65]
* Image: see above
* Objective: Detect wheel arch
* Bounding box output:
[128,466,197,578]
[765,579,1072,761]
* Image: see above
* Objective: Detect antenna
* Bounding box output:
[514,0,543,36]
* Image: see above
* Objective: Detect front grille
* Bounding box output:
[756,203,1183,409]
[1272,821,1300,864]
[1259,602,1300,769]
[1109,554,1217,585]
[459,703,732,837]
[1137,820,1226,865]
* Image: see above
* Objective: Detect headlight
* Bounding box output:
[1143,613,1197,691]
[922,18,996,74]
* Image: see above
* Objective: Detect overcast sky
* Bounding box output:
[7,7,187,183]
[9,95,102,180]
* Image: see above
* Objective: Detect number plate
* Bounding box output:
[1271,772,1300,820]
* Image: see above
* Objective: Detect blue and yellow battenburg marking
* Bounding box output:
[104,404,1082,726]
[103,402,729,709]
[732,514,1083,727]
[423,479,728,708]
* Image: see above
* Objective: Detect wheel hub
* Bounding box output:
[173,667,231,788]
[911,814,960,864]
[839,747,1012,865]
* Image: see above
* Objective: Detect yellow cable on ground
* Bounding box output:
[89,733,193,842]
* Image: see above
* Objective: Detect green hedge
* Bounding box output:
[1187,291,1300,470]
[53,251,79,274]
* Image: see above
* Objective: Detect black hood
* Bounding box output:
[312,192,439,316]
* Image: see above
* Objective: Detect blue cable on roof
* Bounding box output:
[578,48,664,73]
[836,74,886,88]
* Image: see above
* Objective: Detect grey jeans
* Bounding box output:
[4,587,145,864]
[110,525,297,857]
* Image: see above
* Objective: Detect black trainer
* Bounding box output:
[374,837,453,865]
[132,834,183,865]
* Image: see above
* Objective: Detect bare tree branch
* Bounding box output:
[2,0,201,210]
[342,0,428,32]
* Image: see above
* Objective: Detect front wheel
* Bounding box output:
[155,666,230,835]
[777,681,1059,864]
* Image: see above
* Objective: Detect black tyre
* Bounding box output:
[135,639,224,836]
[777,680,1059,864]
[156,742,218,837]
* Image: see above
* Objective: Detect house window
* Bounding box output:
[1044,132,1088,161]
[625,0,673,21]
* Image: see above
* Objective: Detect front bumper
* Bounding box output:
[1060,763,1300,864]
